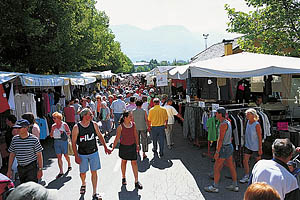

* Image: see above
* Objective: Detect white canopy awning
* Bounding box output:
[0,71,21,84]
[147,66,176,77]
[169,52,300,79]
[67,70,116,79]
[20,74,69,86]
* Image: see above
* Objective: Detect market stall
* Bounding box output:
[167,52,300,157]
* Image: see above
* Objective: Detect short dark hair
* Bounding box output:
[6,114,17,123]
[135,100,143,107]
[272,138,295,158]
[130,96,136,103]
[21,112,35,125]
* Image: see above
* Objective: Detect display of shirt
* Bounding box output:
[0,84,10,113]
[8,83,15,111]
[207,117,219,142]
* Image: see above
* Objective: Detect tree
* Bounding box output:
[225,0,300,57]
[0,0,133,74]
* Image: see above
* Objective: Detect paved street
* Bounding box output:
[40,123,248,200]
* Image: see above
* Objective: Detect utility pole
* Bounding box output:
[203,34,209,49]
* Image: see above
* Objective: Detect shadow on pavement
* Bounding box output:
[149,154,173,170]
[46,170,72,190]
[118,185,141,200]
[137,157,150,172]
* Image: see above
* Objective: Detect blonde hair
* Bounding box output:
[244,182,280,200]
[52,112,63,120]
[245,108,259,121]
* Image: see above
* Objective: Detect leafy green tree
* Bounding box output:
[0,0,132,74]
[225,0,300,57]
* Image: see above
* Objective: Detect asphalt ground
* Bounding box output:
[12,122,252,200]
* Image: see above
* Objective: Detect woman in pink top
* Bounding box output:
[111,111,143,189]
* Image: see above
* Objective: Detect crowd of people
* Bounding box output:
[2,80,300,200]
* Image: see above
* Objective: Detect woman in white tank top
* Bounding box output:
[50,112,72,179]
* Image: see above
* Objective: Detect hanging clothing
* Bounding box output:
[8,83,15,111]
[43,92,50,114]
[206,117,219,142]
[201,111,208,132]
[229,114,239,149]
[36,118,49,140]
[0,84,10,113]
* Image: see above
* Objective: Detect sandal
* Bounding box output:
[56,173,63,179]
[122,178,127,185]
[135,181,143,189]
[92,193,102,200]
[80,185,86,194]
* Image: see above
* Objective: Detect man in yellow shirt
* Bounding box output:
[148,98,168,157]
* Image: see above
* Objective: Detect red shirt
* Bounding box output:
[0,84,10,113]
[63,106,75,122]
[120,122,136,145]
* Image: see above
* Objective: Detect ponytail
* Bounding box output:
[119,111,129,124]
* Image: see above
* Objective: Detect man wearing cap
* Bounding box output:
[148,98,168,157]
[250,138,299,200]
[110,94,126,129]
[7,119,43,183]
[204,107,239,193]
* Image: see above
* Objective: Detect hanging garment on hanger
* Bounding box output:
[207,116,219,142]
[201,111,208,132]
[229,114,240,149]
[0,84,10,113]
[8,83,15,111]
[236,114,244,146]
[43,92,50,113]
[27,93,37,118]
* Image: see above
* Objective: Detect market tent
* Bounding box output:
[20,74,69,86]
[169,52,300,79]
[60,74,96,86]
[147,66,176,77]
[67,70,116,79]
[0,71,22,84]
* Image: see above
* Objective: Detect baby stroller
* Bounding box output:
[0,173,14,200]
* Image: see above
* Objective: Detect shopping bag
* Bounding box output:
[67,137,74,156]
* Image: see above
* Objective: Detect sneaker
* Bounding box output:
[204,185,219,193]
[239,175,249,183]
[226,185,239,192]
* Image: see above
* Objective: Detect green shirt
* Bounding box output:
[206,117,220,142]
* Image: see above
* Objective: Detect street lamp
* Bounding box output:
[203,34,209,49]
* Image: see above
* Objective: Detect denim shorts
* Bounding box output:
[219,144,233,159]
[79,151,101,173]
[54,139,68,155]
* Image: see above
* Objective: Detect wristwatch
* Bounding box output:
[38,168,43,171]
[215,151,219,154]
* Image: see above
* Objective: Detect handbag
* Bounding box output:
[67,136,74,156]
[61,131,68,141]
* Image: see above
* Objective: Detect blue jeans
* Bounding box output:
[151,126,165,154]
[114,113,122,129]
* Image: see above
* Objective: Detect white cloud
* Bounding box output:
[96,0,252,34]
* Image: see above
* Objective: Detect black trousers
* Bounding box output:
[17,161,38,183]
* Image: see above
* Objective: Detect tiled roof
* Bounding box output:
[190,37,241,63]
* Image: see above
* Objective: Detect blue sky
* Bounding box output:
[96,0,252,36]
